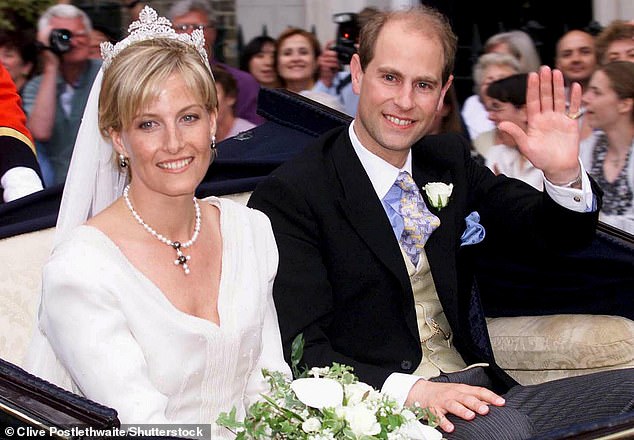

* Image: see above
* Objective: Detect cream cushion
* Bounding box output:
[487,315,634,385]
[0,227,54,367]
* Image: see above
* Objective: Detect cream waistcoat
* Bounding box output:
[403,248,488,378]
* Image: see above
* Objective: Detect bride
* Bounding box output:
[25,7,290,434]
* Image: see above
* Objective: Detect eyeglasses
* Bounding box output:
[173,23,213,32]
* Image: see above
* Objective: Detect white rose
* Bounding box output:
[402,420,443,440]
[344,382,375,405]
[302,417,322,433]
[400,409,416,422]
[291,378,343,409]
[335,406,346,419]
[342,405,381,437]
[309,366,330,377]
[423,182,453,209]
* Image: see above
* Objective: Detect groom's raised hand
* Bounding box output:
[498,66,583,187]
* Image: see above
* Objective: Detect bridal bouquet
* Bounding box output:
[217,337,442,439]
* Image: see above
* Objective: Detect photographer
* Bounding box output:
[313,7,378,117]
[22,4,100,186]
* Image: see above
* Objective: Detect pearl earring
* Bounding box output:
[210,136,217,160]
[118,153,129,168]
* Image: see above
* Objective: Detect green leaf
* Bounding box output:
[216,407,242,431]
[260,393,305,422]
[420,407,439,427]
[290,333,306,378]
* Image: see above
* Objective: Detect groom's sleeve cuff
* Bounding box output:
[543,160,595,213]
[381,372,425,406]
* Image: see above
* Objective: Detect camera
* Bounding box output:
[49,29,72,55]
[332,13,359,65]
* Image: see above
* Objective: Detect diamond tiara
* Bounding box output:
[100,6,210,70]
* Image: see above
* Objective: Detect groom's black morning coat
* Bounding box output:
[248,127,600,394]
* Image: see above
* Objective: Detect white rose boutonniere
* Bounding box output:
[423,182,453,210]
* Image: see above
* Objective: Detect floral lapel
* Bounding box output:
[422,182,454,210]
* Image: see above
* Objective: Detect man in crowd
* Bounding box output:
[22,4,101,186]
[314,7,379,117]
[555,29,597,140]
[169,0,262,125]
[249,6,634,439]
[555,29,597,91]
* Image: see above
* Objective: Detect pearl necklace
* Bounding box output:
[123,185,201,275]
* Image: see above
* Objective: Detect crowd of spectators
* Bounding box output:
[0,1,632,234]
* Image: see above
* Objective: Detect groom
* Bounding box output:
[249,6,634,439]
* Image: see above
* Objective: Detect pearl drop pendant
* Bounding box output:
[123,185,201,275]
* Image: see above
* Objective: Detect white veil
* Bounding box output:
[26,68,127,391]
[53,68,128,247]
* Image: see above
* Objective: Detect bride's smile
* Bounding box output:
[157,156,194,171]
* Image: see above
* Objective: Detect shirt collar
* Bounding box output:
[348,121,412,200]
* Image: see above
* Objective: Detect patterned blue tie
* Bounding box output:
[395,171,440,266]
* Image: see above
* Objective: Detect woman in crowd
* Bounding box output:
[461,52,520,147]
[239,35,280,88]
[462,30,539,143]
[483,30,541,73]
[25,7,290,434]
[580,61,634,234]
[212,65,256,141]
[274,27,343,111]
[276,27,320,93]
[0,29,38,95]
[484,73,544,191]
[429,85,466,137]
[595,20,634,65]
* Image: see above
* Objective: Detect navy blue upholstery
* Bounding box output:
[475,223,634,320]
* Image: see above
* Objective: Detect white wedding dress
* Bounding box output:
[25,197,291,437]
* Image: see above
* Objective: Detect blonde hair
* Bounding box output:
[98,38,217,137]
